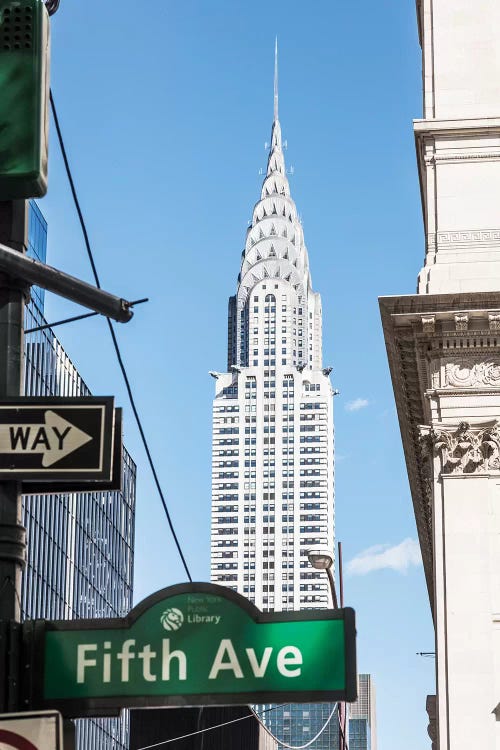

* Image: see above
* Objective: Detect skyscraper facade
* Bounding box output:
[348,674,377,750]
[210,57,336,747]
[23,201,136,749]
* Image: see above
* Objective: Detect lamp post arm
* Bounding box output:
[326,566,339,609]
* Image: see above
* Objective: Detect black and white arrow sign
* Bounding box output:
[0,410,92,467]
[0,397,115,481]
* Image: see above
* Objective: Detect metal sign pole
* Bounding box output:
[0,201,28,710]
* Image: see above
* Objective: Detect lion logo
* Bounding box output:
[161,607,184,631]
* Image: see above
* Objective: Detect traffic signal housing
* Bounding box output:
[0,0,49,199]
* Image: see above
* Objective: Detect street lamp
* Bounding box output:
[307,545,346,750]
[307,546,338,609]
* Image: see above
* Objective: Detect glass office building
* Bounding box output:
[259,703,340,750]
[348,674,377,750]
[22,202,136,748]
[349,720,369,750]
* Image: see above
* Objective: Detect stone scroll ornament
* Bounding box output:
[445,360,500,388]
[419,422,500,475]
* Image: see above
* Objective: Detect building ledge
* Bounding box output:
[379,290,500,615]
[414,116,500,136]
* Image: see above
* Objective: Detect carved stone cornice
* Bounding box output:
[379,290,500,613]
[426,695,437,750]
[420,422,500,475]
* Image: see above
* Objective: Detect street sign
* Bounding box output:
[26,583,357,717]
[0,711,62,750]
[23,408,123,494]
[0,397,115,482]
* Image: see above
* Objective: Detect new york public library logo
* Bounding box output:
[161,607,222,631]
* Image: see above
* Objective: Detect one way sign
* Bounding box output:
[0,397,115,482]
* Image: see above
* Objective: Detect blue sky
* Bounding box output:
[38,1,434,747]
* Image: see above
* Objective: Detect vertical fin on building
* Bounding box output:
[274,36,279,123]
[227,295,237,369]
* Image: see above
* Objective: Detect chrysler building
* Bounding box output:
[210,48,335,617]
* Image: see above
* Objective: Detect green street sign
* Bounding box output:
[26,583,357,717]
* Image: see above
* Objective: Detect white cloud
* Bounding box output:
[346,538,422,576]
[345,398,369,412]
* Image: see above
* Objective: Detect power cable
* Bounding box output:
[49,90,193,583]
[337,708,349,750]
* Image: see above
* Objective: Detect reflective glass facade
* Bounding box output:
[22,202,136,749]
[349,719,370,750]
[260,703,339,750]
[348,674,377,750]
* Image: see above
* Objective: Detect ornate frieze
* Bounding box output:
[420,422,500,475]
[429,356,500,389]
[426,228,500,262]
[444,360,500,388]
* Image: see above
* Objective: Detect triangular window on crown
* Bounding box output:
[269,245,276,257]
[256,251,262,260]
[270,224,276,235]
[283,248,288,259]
[259,229,264,239]
[271,203,277,215]
[282,228,288,238]
[250,237,256,246]
[264,267,269,278]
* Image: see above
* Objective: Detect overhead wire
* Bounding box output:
[134,703,340,750]
[135,704,288,750]
[49,90,192,583]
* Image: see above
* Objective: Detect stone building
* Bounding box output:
[380,1,500,747]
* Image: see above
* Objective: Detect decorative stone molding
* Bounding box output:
[454,314,468,332]
[426,229,500,253]
[426,695,437,750]
[489,313,500,331]
[444,360,500,388]
[422,316,435,333]
[420,422,500,475]
[434,152,500,163]
[380,290,500,608]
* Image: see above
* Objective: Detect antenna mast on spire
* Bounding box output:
[274,37,279,122]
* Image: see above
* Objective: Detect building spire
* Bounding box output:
[274,37,279,122]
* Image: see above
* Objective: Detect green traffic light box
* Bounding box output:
[0,0,49,199]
